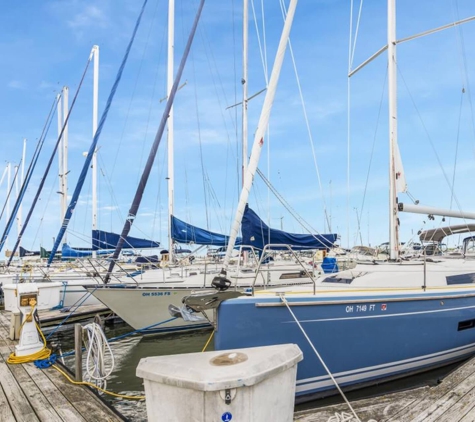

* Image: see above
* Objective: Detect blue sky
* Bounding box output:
[1,0,475,257]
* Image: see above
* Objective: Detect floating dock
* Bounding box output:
[294,356,475,421]
[0,310,125,422]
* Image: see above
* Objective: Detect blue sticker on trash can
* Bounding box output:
[222,412,232,421]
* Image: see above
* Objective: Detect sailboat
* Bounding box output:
[82,0,331,334]
[178,0,475,403]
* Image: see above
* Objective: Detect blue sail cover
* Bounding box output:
[61,243,114,259]
[92,230,159,250]
[241,205,337,250]
[171,215,242,246]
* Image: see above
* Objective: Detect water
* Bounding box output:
[54,322,215,421]
[53,321,464,421]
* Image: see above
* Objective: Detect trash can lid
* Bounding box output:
[136,343,303,391]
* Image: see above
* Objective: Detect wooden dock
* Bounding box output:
[0,311,126,422]
[37,304,115,329]
[294,356,475,421]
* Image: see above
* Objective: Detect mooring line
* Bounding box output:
[280,294,361,422]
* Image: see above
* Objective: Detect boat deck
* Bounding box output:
[0,311,125,421]
[294,355,475,421]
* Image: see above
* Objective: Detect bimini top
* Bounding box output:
[241,205,337,251]
[419,224,475,243]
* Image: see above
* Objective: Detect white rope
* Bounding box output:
[83,322,114,391]
[280,294,361,422]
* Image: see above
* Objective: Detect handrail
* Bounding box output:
[251,244,317,295]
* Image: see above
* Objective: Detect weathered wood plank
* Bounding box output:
[457,405,475,422]
[0,357,40,421]
[38,305,109,323]
[0,383,17,422]
[0,346,63,422]
[385,358,475,421]
[0,310,123,422]
[42,364,124,421]
[0,342,85,422]
[294,387,427,421]
[413,372,475,422]
[22,363,87,422]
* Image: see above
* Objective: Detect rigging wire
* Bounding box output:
[7,53,92,265]
[190,46,210,230]
[0,164,20,224]
[451,0,475,156]
[347,0,354,250]
[450,89,464,214]
[347,0,365,248]
[397,66,466,221]
[350,0,365,69]
[357,70,388,240]
[256,167,336,248]
[109,0,164,183]
[278,0,331,232]
[183,3,243,234]
[250,0,269,86]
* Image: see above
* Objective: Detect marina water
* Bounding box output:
[54,321,465,421]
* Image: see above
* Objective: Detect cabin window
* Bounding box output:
[446,273,475,285]
[321,276,354,284]
[279,271,310,280]
[458,319,475,331]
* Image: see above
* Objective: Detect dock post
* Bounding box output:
[74,324,83,382]
[9,311,20,340]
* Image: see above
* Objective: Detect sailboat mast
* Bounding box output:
[92,45,99,259]
[18,139,26,242]
[220,0,298,272]
[57,93,63,224]
[167,0,175,263]
[103,0,206,282]
[63,87,69,244]
[388,0,399,260]
[242,0,249,184]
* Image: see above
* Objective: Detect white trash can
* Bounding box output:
[136,343,303,422]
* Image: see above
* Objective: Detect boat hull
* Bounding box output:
[214,289,475,402]
[88,286,213,333]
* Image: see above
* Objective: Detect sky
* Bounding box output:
[1,0,475,259]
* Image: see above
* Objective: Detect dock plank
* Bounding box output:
[385,358,475,422]
[457,406,475,422]
[0,383,16,422]
[42,364,124,422]
[22,363,87,422]
[0,341,85,422]
[0,355,40,421]
[294,387,425,421]
[0,309,124,422]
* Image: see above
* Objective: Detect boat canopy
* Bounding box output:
[171,215,242,246]
[92,229,159,250]
[241,205,338,250]
[419,224,475,243]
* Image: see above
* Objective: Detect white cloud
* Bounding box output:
[67,5,109,29]
[8,80,26,90]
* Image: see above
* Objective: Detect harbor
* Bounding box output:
[2,0,475,420]
[3,306,475,421]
